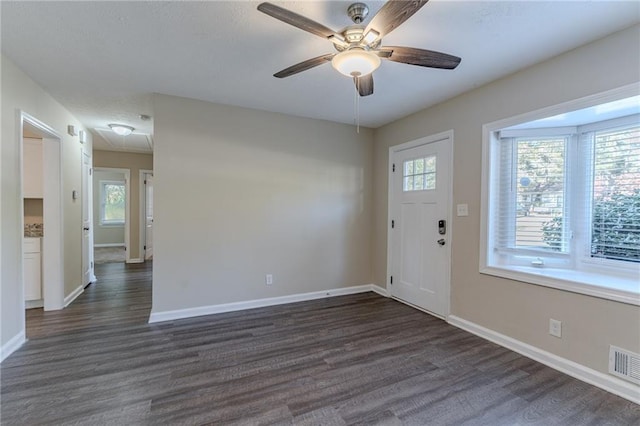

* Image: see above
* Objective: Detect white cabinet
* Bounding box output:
[23,138,43,198]
[24,237,42,301]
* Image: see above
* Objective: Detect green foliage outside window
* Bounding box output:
[543,190,640,262]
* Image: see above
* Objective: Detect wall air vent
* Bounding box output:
[609,346,640,385]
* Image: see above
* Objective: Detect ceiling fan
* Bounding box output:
[257,0,461,97]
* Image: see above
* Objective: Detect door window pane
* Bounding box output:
[403,155,436,192]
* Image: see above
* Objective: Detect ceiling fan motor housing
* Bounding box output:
[347,3,369,24]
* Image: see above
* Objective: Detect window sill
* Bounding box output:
[480,265,640,306]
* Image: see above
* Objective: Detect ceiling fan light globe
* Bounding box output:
[331,49,381,77]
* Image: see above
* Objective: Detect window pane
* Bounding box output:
[515,138,566,250]
[415,158,424,174]
[404,160,413,175]
[414,174,424,190]
[403,155,436,192]
[425,172,436,190]
[103,183,125,223]
[591,125,640,262]
[403,176,414,191]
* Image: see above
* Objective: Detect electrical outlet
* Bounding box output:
[265,274,273,285]
[549,319,562,338]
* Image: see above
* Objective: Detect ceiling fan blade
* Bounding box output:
[258,2,339,39]
[374,50,393,59]
[273,54,335,78]
[380,46,461,69]
[354,74,374,97]
[365,0,429,39]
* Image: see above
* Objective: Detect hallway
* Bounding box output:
[25,262,152,339]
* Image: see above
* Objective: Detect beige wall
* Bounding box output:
[92,150,153,259]
[92,170,126,246]
[372,25,640,375]
[152,94,373,313]
[1,55,92,348]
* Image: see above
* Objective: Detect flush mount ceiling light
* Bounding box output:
[331,48,381,77]
[109,124,134,136]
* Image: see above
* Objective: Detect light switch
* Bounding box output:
[457,204,469,217]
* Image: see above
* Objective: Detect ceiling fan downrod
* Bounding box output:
[347,3,369,24]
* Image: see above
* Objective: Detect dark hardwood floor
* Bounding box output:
[1,262,638,425]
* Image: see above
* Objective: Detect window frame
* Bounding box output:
[99,179,126,226]
[480,84,640,306]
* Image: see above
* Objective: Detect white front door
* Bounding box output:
[81,149,92,286]
[144,173,153,260]
[389,133,452,317]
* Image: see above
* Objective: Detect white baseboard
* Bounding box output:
[149,284,383,323]
[1,331,25,363]
[126,258,144,264]
[371,284,389,297]
[447,315,640,405]
[94,243,124,248]
[64,284,84,307]
[25,299,44,309]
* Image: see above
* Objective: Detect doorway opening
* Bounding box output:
[92,167,131,264]
[20,112,64,339]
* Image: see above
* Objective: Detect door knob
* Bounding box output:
[83,227,90,231]
[437,239,446,246]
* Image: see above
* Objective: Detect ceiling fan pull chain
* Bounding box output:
[354,77,360,134]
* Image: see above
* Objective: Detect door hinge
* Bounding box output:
[144,245,146,250]
[90,261,93,268]
[390,276,393,284]
[392,163,395,172]
[144,180,147,185]
[89,168,93,176]
[391,220,395,229]
[124,246,127,251]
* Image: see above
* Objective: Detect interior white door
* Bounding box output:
[144,174,153,260]
[81,150,92,285]
[389,136,451,317]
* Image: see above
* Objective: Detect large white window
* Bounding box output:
[482,89,640,305]
[100,180,126,226]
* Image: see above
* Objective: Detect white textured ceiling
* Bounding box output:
[2,1,639,151]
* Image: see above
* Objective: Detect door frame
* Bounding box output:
[81,147,97,284]
[93,167,131,263]
[20,111,65,313]
[386,130,454,318]
[139,169,153,261]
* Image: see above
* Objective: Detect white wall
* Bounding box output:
[92,170,126,246]
[372,25,640,376]
[151,94,373,314]
[1,55,92,350]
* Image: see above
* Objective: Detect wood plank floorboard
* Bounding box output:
[1,261,638,425]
